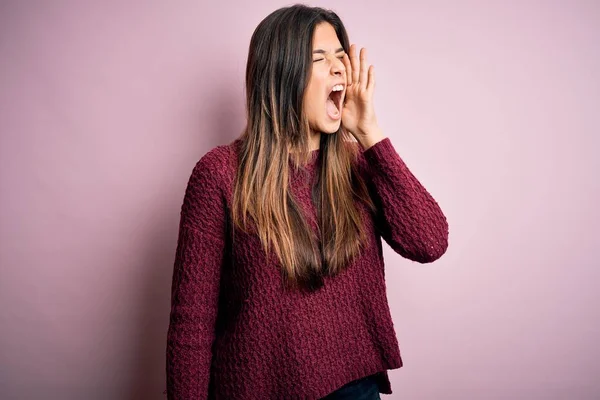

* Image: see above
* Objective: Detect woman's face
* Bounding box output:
[304,22,347,138]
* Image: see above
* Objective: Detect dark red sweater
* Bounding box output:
[165,137,449,399]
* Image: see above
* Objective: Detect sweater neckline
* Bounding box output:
[290,147,321,161]
[289,149,321,177]
[304,148,321,167]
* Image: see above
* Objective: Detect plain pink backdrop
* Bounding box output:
[1,1,598,399]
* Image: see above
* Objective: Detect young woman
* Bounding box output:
[165,4,449,399]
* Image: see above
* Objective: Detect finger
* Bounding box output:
[342,53,352,86]
[350,44,360,85]
[359,47,368,90]
[366,65,375,92]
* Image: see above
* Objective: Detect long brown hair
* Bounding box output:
[231,4,377,293]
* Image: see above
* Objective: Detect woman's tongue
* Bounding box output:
[326,97,340,119]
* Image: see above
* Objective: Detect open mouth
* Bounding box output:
[325,86,344,119]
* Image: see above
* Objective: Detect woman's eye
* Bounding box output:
[313,56,344,63]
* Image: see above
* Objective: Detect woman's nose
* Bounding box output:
[331,57,345,75]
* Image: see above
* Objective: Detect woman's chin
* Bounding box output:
[322,117,342,133]
[309,115,342,134]
[320,125,340,134]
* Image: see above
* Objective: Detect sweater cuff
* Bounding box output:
[363,136,393,156]
[362,137,406,171]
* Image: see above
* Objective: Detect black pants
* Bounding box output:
[320,374,381,400]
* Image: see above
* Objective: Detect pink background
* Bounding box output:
[1,1,598,399]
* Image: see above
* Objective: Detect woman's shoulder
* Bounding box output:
[197,140,236,165]
[187,141,238,192]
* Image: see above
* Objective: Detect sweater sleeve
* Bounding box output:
[359,137,449,263]
[166,150,227,399]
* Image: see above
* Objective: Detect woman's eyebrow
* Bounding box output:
[312,47,345,54]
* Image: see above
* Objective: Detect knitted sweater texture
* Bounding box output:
[165,137,449,399]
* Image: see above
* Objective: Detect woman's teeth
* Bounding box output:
[331,84,344,92]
